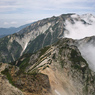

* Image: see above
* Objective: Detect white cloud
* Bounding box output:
[10,21,17,24]
[64,19,95,39]
[26,20,36,23]
[0,0,95,72]
[0,0,95,27]
[64,14,95,72]
[3,21,17,26]
[4,22,9,25]
[0,0,94,12]
[79,43,95,72]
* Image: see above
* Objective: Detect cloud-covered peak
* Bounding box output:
[64,14,95,39]
[81,14,95,24]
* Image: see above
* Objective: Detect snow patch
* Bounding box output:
[20,41,29,56]
[15,23,51,56]
[55,90,61,95]
[16,34,30,56]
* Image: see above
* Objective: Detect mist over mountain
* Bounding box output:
[75,36,95,72]
[64,14,95,39]
[1,38,95,95]
[63,14,95,72]
[0,14,95,66]
[0,13,95,95]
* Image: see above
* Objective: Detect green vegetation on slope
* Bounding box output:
[71,49,87,63]
[1,68,14,86]
[39,46,50,57]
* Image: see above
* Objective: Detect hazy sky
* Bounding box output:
[0,0,95,28]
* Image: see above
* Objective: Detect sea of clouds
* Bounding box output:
[64,14,95,72]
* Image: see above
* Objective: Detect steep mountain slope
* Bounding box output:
[0,63,23,95]
[1,13,94,63]
[0,14,70,62]
[1,38,95,95]
[0,36,22,62]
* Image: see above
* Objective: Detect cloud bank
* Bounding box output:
[79,44,95,72]
[64,15,95,72]
[65,17,95,39]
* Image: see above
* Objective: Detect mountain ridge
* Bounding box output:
[0,13,95,64]
[1,37,95,95]
[0,13,95,95]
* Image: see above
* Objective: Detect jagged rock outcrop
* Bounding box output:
[0,63,51,95]
[0,63,23,95]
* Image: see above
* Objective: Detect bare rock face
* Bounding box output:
[0,76,23,95]
[0,63,51,95]
[0,63,23,95]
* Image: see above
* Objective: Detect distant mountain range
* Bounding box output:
[0,23,32,38]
